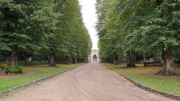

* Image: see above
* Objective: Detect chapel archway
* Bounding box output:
[93,55,97,62]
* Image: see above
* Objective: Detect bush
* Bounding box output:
[0,63,10,73]
[0,63,23,74]
[15,66,23,73]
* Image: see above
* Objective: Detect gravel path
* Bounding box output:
[1,62,174,101]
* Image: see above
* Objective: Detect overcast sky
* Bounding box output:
[78,0,98,50]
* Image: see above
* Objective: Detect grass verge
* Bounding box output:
[0,63,84,92]
[103,63,180,96]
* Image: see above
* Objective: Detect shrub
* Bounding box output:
[15,66,23,73]
[0,63,23,74]
[0,63,10,73]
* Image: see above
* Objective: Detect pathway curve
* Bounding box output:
[1,62,174,101]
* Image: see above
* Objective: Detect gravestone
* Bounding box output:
[121,56,126,62]
[144,52,162,67]
[153,52,162,66]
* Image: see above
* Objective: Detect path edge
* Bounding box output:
[0,63,87,98]
[105,65,180,101]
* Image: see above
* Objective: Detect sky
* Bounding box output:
[78,0,98,50]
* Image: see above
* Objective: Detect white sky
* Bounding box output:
[78,0,98,50]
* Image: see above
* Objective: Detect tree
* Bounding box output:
[126,0,180,75]
[46,0,91,65]
[96,0,180,75]
[136,0,180,75]
[0,0,91,69]
[0,0,57,67]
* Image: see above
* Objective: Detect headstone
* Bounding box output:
[153,52,161,63]
[121,56,126,62]
[144,62,154,67]
[153,52,162,66]
[27,57,32,62]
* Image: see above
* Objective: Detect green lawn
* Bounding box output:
[103,63,180,96]
[0,63,84,92]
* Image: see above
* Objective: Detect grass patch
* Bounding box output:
[103,63,180,96]
[0,63,84,92]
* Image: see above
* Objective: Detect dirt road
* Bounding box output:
[1,62,173,101]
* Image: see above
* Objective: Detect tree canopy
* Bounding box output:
[96,0,180,75]
[0,0,91,68]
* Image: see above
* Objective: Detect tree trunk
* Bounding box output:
[49,53,57,67]
[158,48,177,75]
[113,54,120,65]
[110,58,113,64]
[75,58,77,63]
[6,52,18,67]
[143,52,146,63]
[64,56,69,64]
[126,50,136,67]
[69,58,72,63]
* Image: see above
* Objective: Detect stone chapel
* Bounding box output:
[88,50,100,62]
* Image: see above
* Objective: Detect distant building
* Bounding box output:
[88,50,100,62]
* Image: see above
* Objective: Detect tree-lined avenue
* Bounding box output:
[1,63,173,101]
